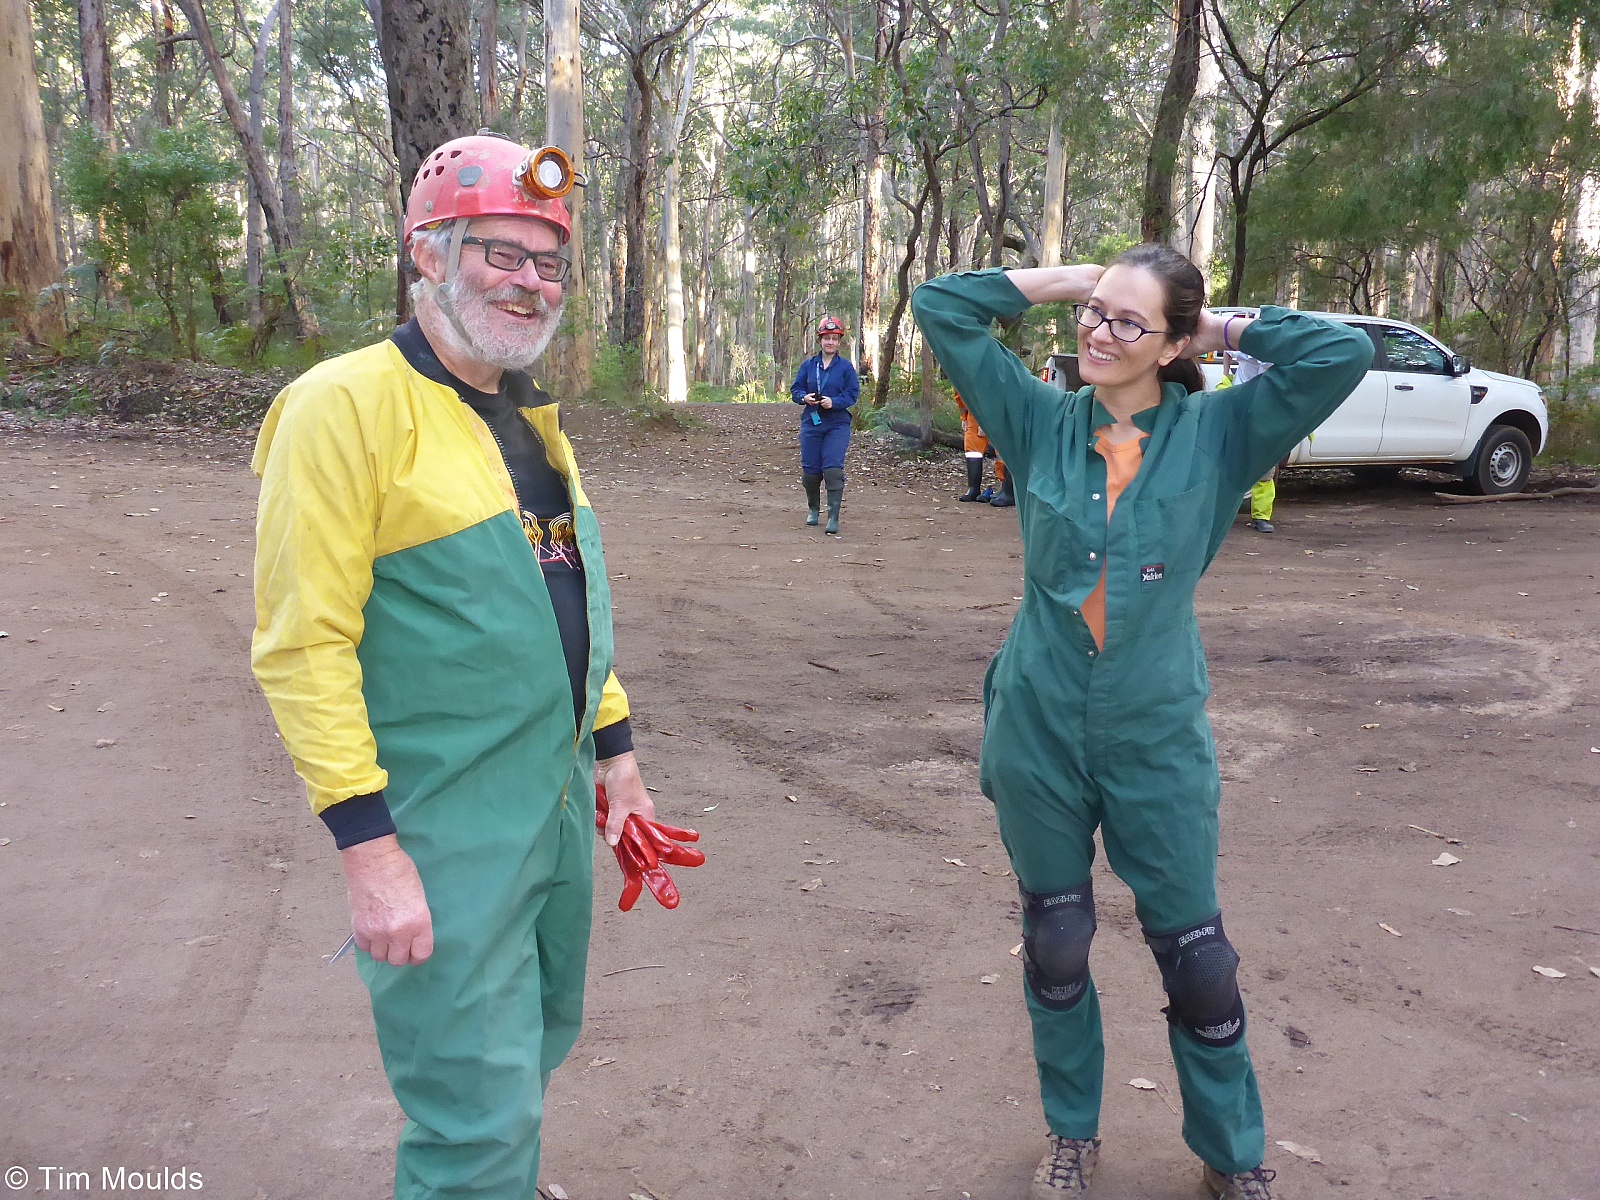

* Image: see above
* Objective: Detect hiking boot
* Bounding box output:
[1249,518,1275,533]
[1203,1163,1278,1199]
[1031,1133,1100,1196]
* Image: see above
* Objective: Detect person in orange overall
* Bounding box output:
[955,393,1014,507]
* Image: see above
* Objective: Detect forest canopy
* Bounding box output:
[6,0,1600,411]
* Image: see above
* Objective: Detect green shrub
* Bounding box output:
[1542,397,1600,465]
[62,129,240,361]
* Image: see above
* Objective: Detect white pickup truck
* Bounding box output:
[1043,311,1549,494]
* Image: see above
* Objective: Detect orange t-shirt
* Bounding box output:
[1079,432,1144,649]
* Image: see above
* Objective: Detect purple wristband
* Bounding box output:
[1223,314,1243,353]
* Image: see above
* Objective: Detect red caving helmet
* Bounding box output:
[403,134,575,247]
[817,315,846,338]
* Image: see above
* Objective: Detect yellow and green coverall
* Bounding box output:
[912,270,1370,1173]
[251,333,632,1198]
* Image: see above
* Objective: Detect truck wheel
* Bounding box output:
[1467,425,1532,495]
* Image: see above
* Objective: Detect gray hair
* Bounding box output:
[407,223,458,307]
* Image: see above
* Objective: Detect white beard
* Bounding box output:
[420,276,564,371]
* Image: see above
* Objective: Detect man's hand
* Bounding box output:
[341,835,434,966]
[596,750,655,847]
[819,396,834,409]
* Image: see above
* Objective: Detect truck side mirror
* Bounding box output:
[1452,354,1470,376]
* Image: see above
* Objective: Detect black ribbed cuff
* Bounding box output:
[320,791,398,850]
[592,717,634,761]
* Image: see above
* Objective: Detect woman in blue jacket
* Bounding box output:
[790,314,860,534]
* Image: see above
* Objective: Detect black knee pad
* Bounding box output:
[1145,913,1245,1048]
[1020,881,1096,1011]
[822,467,846,489]
[802,472,824,485]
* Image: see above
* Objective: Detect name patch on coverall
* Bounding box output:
[1141,563,1165,583]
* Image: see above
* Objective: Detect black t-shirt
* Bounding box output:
[391,320,595,733]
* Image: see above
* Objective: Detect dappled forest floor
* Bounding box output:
[2,403,1598,1199]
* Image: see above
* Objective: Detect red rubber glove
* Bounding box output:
[595,785,705,912]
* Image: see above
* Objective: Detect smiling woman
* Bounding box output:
[912,246,1373,1200]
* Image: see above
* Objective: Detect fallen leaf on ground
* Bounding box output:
[1398,762,1417,772]
[1128,1078,1158,1090]
[588,1056,617,1067]
[1275,1140,1323,1164]
[702,805,718,812]
[1284,1025,1312,1048]
[1361,723,1380,729]
[1379,923,1403,937]
[0,839,11,847]
[943,857,967,867]
[1446,907,1474,917]
[1589,967,1600,979]
[244,1107,268,1117]
[800,878,822,892]
[979,974,999,985]
[1010,943,1023,956]
[185,935,220,946]
[786,794,799,803]
[95,739,116,748]
[47,704,63,712]
[545,1186,570,1200]
[1433,852,1462,866]
[1532,966,1566,978]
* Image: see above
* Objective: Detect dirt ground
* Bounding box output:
[2,402,1597,1200]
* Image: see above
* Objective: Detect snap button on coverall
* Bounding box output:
[911,269,1371,1173]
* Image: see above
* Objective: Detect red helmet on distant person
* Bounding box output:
[403,134,577,247]
[817,315,846,337]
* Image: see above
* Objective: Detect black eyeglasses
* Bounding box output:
[462,236,570,282]
[1073,303,1169,343]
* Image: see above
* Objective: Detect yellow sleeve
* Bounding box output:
[250,378,388,815]
[595,670,630,732]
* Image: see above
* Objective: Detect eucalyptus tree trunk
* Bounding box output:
[857,0,890,383]
[619,44,653,347]
[77,0,115,146]
[660,40,697,403]
[544,0,592,390]
[151,0,175,128]
[172,0,319,338]
[1178,38,1219,273]
[736,202,755,356]
[1039,106,1067,267]
[1142,0,1203,243]
[919,150,945,445]
[478,0,500,126]
[692,105,724,381]
[1565,49,1599,367]
[247,0,281,328]
[1,0,65,342]
[369,0,476,319]
[277,0,305,249]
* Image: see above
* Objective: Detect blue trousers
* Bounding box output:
[800,419,851,474]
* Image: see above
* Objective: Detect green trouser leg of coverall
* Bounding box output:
[358,745,595,1200]
[982,658,1262,1175]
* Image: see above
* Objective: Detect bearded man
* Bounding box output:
[250,134,659,1199]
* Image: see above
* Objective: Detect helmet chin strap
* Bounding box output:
[432,218,479,350]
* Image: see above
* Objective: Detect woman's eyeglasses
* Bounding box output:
[462,236,571,282]
[1073,303,1168,343]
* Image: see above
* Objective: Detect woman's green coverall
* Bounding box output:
[911,270,1371,1173]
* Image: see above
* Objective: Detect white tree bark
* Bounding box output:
[1039,105,1067,267]
[1565,42,1600,368]
[1178,37,1220,274]
[545,0,592,389]
[660,39,697,403]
